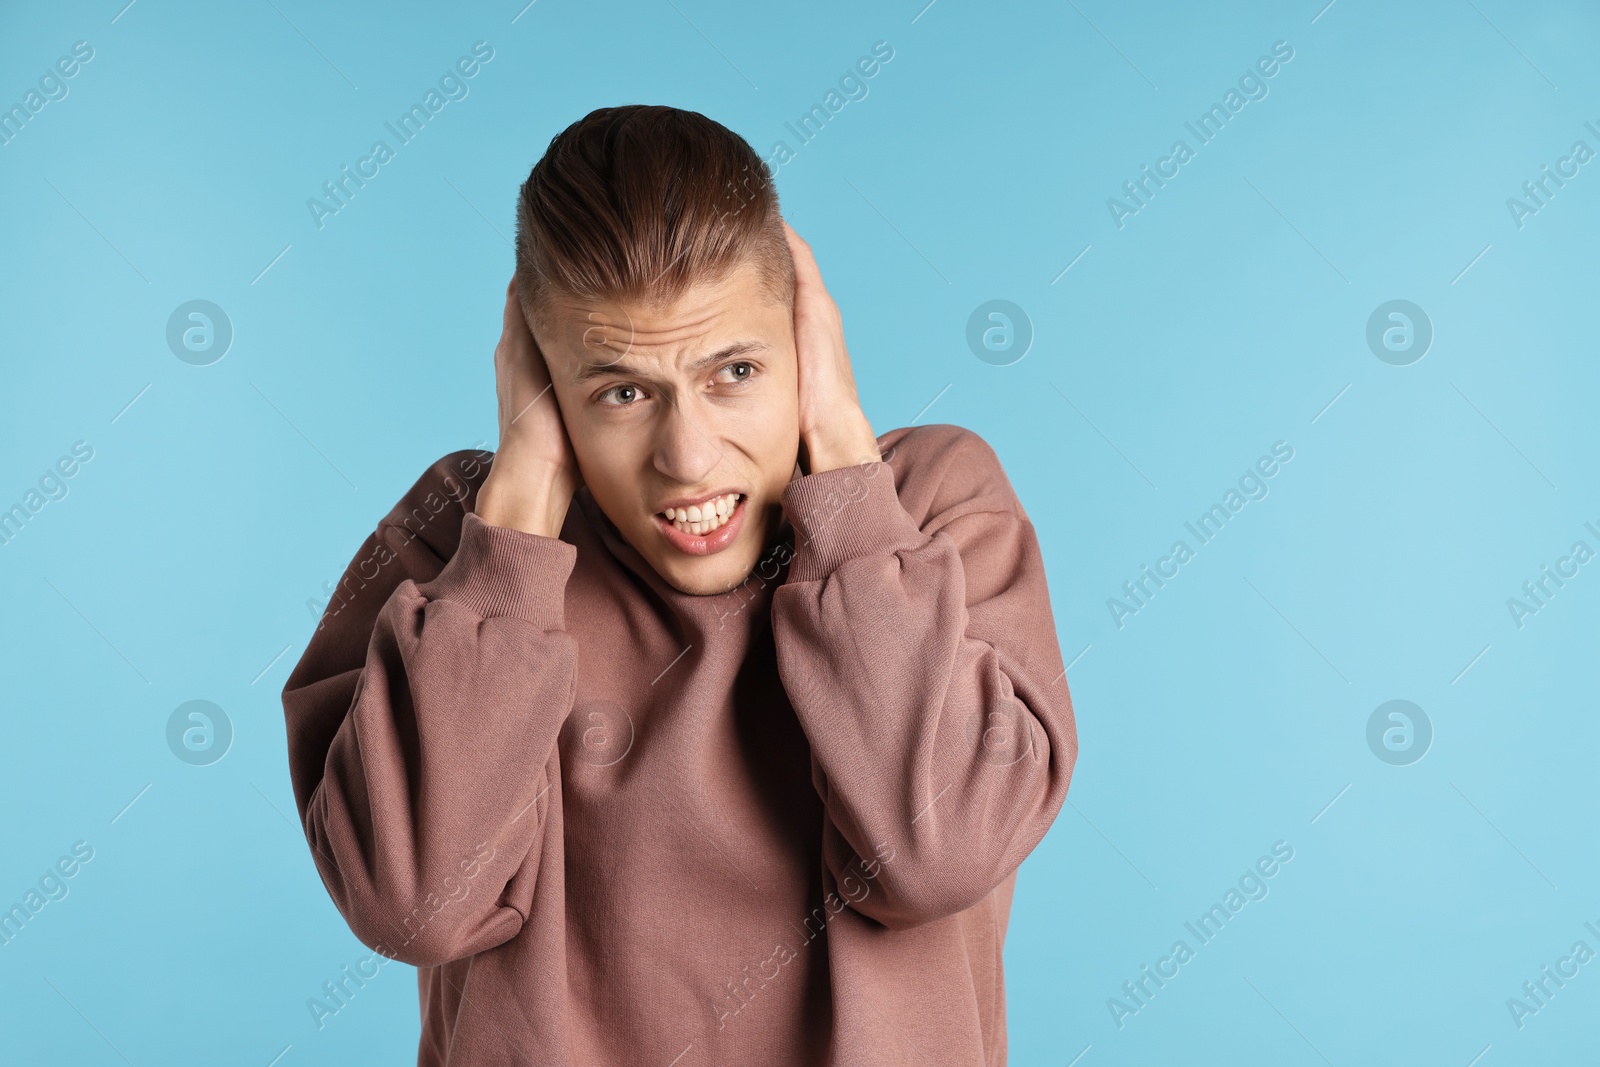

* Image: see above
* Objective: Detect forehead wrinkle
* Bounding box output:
[586,306,725,349]
[567,338,772,386]
[549,261,781,384]
[552,267,753,344]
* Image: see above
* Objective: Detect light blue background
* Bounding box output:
[3,0,1597,1063]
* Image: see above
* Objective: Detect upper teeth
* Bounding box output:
[664,493,740,534]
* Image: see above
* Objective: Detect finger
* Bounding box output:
[503,273,520,332]
[505,285,543,357]
[781,218,825,292]
[526,330,553,388]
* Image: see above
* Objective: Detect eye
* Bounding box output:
[597,383,644,406]
[718,361,757,385]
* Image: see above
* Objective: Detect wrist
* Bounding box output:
[476,467,572,539]
[803,423,882,474]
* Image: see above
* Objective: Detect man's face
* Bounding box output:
[532,256,799,596]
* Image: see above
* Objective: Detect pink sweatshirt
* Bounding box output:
[281,422,1077,1066]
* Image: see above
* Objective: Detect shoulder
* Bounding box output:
[876,423,1024,534]
[376,446,497,558]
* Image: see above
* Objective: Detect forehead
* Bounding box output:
[536,258,787,378]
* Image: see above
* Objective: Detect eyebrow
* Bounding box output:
[568,339,772,385]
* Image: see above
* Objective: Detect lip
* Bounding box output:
[652,494,746,556]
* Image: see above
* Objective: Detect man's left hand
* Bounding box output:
[783,219,883,475]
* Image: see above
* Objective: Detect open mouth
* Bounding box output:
[652,493,746,556]
[660,492,742,535]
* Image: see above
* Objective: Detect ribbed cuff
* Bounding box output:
[781,460,927,584]
[416,510,577,628]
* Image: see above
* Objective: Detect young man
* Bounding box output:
[281,105,1077,1066]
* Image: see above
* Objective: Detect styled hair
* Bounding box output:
[514,105,792,328]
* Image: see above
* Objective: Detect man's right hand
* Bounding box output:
[476,275,583,539]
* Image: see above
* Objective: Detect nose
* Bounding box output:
[651,393,725,487]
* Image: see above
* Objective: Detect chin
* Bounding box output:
[657,549,759,597]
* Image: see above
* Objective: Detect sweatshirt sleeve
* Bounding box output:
[281,491,579,968]
[770,428,1078,930]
